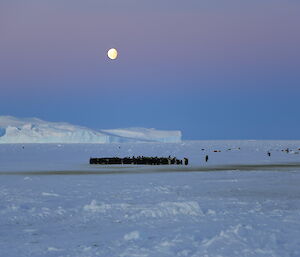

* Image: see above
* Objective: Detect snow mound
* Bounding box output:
[136,201,203,218]
[82,200,203,219]
[124,231,140,241]
[0,116,182,143]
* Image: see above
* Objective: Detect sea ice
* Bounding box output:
[0,141,300,257]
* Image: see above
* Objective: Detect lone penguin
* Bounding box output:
[267,152,271,157]
[205,155,209,162]
[184,158,189,166]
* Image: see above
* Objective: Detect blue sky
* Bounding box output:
[1,0,300,139]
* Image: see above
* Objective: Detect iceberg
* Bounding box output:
[0,116,110,143]
[101,128,182,143]
[0,116,182,143]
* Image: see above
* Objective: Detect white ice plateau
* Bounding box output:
[0,116,182,143]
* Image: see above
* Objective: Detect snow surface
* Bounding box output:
[1,141,300,257]
[0,116,182,143]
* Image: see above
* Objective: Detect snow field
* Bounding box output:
[0,141,300,256]
[1,170,300,257]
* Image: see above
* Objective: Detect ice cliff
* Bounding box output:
[0,116,182,143]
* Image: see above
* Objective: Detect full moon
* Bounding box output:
[107,48,118,60]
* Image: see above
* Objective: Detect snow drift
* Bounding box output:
[0,116,182,143]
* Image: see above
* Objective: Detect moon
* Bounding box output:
[107,48,118,60]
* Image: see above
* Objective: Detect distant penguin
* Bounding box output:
[184,158,188,166]
[267,152,271,157]
[205,155,209,162]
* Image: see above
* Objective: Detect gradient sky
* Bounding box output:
[1,0,300,139]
